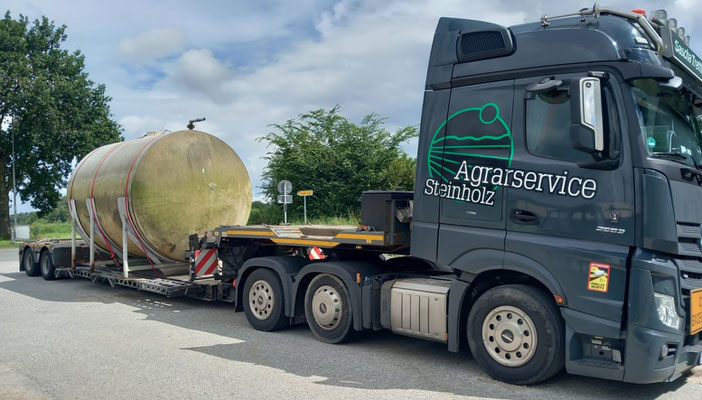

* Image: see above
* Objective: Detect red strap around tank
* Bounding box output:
[89,143,125,266]
[123,134,163,277]
[68,148,99,214]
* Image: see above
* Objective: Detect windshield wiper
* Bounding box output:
[651,151,701,170]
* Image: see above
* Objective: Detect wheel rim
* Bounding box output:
[40,254,51,276]
[481,305,538,367]
[311,285,342,331]
[249,280,274,320]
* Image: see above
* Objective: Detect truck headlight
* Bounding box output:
[654,293,681,330]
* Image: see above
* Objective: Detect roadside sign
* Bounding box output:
[297,189,313,224]
[277,180,293,224]
[277,195,293,204]
[277,180,292,194]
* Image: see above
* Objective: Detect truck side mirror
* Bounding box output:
[570,77,605,154]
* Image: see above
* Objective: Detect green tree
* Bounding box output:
[247,200,283,225]
[41,195,69,223]
[259,107,417,221]
[0,11,122,238]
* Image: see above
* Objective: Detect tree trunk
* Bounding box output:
[0,158,10,239]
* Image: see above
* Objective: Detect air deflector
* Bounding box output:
[457,21,514,63]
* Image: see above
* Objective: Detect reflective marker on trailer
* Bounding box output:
[194,248,218,276]
[308,247,325,260]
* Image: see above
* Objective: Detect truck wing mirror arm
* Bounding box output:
[570,76,605,157]
[526,77,563,94]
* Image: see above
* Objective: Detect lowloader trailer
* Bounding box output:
[19,5,702,384]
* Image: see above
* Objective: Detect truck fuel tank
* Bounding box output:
[380,278,451,342]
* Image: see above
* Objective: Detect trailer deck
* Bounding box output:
[215,224,408,250]
[56,262,230,301]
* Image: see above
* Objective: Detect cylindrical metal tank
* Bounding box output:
[68,130,251,261]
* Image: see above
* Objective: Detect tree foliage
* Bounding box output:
[0,11,122,237]
[258,107,417,222]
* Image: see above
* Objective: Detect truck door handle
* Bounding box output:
[510,209,538,225]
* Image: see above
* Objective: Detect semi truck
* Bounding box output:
[19,4,702,385]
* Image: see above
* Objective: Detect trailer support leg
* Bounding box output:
[117,196,165,278]
[68,198,90,270]
[71,215,76,269]
[87,199,95,272]
[119,199,129,278]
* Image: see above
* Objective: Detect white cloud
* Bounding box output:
[170,49,232,103]
[119,28,186,63]
[119,115,166,138]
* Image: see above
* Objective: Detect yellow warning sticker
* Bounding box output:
[587,262,610,293]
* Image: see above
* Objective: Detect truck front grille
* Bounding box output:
[677,258,702,291]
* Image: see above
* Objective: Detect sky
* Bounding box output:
[4,0,702,213]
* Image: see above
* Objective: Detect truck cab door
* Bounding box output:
[432,80,515,268]
[505,73,634,324]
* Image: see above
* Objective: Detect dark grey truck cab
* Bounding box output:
[412,5,702,384]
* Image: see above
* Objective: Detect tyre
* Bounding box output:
[466,284,564,385]
[304,274,353,344]
[23,249,40,277]
[242,268,289,331]
[40,250,57,281]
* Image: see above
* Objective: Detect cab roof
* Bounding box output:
[426,14,666,89]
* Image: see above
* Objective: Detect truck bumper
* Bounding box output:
[623,324,702,383]
[620,252,702,383]
[563,308,702,383]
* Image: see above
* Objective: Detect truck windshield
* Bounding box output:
[632,78,702,168]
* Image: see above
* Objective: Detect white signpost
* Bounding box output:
[277,180,293,224]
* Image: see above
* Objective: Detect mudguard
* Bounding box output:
[237,256,308,315]
[446,250,566,352]
[502,251,567,301]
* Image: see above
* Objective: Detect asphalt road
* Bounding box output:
[1,248,701,400]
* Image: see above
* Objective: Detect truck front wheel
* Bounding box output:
[23,249,40,277]
[242,268,289,331]
[467,284,564,385]
[305,274,353,344]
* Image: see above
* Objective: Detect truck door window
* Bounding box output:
[526,90,592,162]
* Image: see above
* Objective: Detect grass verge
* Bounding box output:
[0,240,19,249]
[30,222,72,240]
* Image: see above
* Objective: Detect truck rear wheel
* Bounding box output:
[23,249,40,277]
[242,268,289,331]
[467,284,564,385]
[304,274,353,344]
[40,250,57,281]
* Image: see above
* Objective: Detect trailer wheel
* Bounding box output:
[467,284,564,385]
[242,268,288,331]
[23,249,40,277]
[40,250,57,281]
[305,274,353,344]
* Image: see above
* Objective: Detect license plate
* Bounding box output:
[691,288,702,335]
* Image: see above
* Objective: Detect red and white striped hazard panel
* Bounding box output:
[194,248,219,276]
[308,246,325,260]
